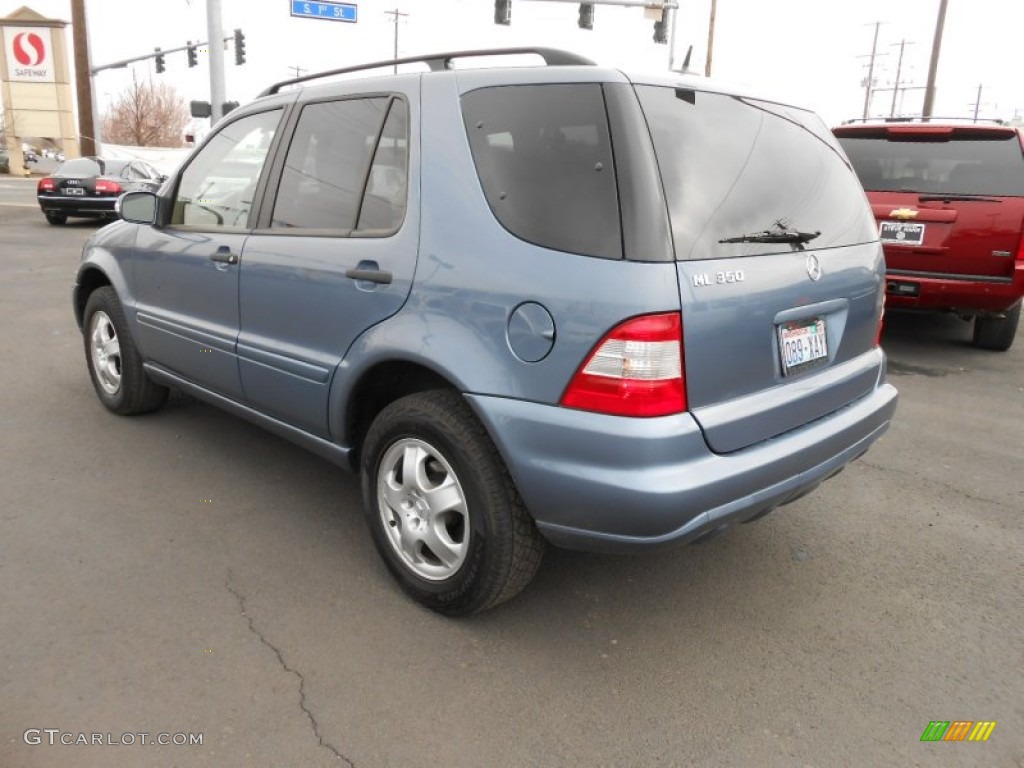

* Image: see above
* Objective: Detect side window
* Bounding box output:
[271,96,407,233]
[172,109,282,229]
[461,84,622,259]
[358,99,409,232]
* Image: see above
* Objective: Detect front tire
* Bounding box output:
[361,390,544,615]
[972,300,1020,351]
[82,287,168,414]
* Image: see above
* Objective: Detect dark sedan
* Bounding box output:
[37,157,166,225]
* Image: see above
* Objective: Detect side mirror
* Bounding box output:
[117,191,158,225]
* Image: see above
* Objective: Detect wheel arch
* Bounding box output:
[341,359,460,469]
[73,266,114,330]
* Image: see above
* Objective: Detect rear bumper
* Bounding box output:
[466,378,898,554]
[38,196,117,217]
[885,262,1024,313]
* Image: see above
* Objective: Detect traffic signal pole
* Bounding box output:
[206,0,226,124]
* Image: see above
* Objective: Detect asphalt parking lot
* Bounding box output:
[1,175,1021,767]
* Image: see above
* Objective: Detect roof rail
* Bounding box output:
[841,116,1007,126]
[259,47,596,97]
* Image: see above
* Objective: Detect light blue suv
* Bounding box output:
[73,48,898,614]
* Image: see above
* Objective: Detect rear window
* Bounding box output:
[836,132,1024,197]
[462,84,622,260]
[58,158,126,176]
[635,87,876,261]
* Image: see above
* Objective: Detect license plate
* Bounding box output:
[63,187,85,196]
[879,221,925,245]
[779,318,828,375]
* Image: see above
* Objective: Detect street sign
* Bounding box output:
[290,1,357,23]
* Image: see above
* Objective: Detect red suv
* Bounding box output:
[833,120,1024,350]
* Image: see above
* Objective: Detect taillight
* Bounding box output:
[95,180,122,194]
[1017,229,1024,262]
[37,178,55,192]
[560,312,686,417]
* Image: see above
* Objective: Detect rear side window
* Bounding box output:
[462,84,622,260]
[636,87,876,261]
[271,97,409,233]
[836,133,1024,197]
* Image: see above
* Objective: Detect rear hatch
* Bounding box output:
[634,84,883,453]
[834,124,1024,281]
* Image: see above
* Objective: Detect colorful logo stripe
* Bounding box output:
[921,721,996,742]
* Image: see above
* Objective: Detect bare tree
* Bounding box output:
[101,77,189,148]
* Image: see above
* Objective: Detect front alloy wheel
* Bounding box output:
[82,286,168,414]
[89,310,122,396]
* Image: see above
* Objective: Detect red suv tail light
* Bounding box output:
[561,312,686,417]
[37,178,55,192]
[95,180,122,195]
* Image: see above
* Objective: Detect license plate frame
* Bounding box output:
[879,221,925,246]
[778,317,828,376]
[63,187,85,196]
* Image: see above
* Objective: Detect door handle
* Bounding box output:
[345,263,392,285]
[209,246,238,265]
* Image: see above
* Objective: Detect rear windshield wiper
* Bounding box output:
[719,229,821,245]
[918,193,1002,203]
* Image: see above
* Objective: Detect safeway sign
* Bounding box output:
[4,26,55,82]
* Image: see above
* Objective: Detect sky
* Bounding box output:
[2,0,1022,139]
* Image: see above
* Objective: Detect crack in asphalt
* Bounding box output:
[857,459,1015,511]
[226,574,354,766]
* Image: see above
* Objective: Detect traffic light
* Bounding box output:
[233,28,246,65]
[154,48,165,73]
[187,42,197,68]
[653,11,668,44]
[578,3,594,30]
[494,0,511,25]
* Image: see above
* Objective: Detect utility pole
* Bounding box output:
[70,0,96,156]
[861,22,882,119]
[384,8,409,74]
[704,0,717,77]
[972,84,983,122]
[922,0,949,119]
[889,40,912,118]
[207,0,226,124]
[288,65,307,78]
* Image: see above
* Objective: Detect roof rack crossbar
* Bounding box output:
[259,47,596,96]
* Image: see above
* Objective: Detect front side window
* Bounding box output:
[461,84,622,260]
[271,97,408,233]
[172,109,282,229]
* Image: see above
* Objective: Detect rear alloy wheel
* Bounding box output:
[83,287,168,414]
[45,213,67,225]
[972,300,1020,351]
[361,390,544,615]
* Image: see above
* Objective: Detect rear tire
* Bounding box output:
[83,286,168,414]
[45,213,67,225]
[361,390,544,615]
[972,300,1020,351]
